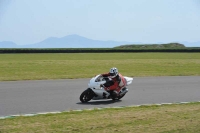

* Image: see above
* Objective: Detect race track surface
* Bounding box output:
[0,76,200,117]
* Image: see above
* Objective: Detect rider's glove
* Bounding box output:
[104,87,110,91]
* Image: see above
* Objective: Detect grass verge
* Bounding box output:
[0,53,200,81]
[0,102,200,133]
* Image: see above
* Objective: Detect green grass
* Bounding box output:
[0,53,200,81]
[1,102,200,133]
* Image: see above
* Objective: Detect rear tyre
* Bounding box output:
[117,93,126,100]
[112,87,127,100]
[80,89,94,103]
[111,94,126,101]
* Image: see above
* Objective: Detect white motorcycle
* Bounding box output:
[80,74,133,103]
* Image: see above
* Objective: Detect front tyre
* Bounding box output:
[80,89,94,103]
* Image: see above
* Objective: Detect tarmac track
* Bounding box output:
[0,76,200,117]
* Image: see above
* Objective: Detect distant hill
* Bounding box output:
[21,34,130,48]
[0,41,18,48]
[26,35,130,48]
[114,43,186,49]
[0,34,130,48]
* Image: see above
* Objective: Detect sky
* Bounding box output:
[0,0,200,46]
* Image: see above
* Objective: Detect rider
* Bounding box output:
[100,67,126,99]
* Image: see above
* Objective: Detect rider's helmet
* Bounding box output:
[109,67,118,78]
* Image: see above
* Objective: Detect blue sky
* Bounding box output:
[0,0,200,46]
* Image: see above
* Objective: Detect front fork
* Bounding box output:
[87,88,97,98]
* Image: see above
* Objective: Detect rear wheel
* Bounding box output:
[111,94,126,101]
[112,88,127,100]
[117,93,126,100]
[80,89,94,103]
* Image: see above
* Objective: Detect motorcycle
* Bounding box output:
[80,74,133,103]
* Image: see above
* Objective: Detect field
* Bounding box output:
[1,102,200,133]
[0,53,200,81]
[1,53,200,132]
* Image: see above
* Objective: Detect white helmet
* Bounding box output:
[109,67,118,78]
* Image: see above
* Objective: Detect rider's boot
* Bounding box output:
[110,90,118,99]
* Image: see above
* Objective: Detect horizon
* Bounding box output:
[0,34,200,48]
[0,0,200,47]
[0,34,199,44]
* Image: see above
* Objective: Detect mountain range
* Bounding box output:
[0,34,130,48]
[0,34,199,48]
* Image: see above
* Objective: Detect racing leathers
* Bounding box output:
[101,73,126,98]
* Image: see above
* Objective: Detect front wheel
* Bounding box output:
[80,89,94,103]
